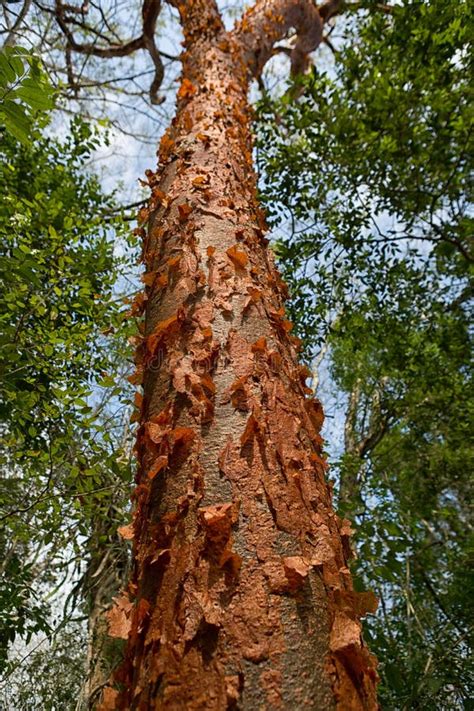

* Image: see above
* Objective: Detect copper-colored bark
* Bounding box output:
[99,1,378,708]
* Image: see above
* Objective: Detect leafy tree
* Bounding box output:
[0,621,87,710]
[257,0,473,707]
[330,287,473,709]
[258,0,471,348]
[0,113,136,681]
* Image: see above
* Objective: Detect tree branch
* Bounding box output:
[3,0,31,47]
[54,0,145,57]
[232,0,325,78]
[318,0,343,22]
[52,0,167,103]
[319,0,393,21]
[142,0,164,105]
[344,378,361,455]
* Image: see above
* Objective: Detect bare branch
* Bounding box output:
[50,0,169,103]
[344,378,361,455]
[3,0,31,47]
[142,0,165,105]
[323,33,337,55]
[53,0,145,57]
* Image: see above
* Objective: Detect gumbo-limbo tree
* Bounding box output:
[28,0,383,708]
[100,1,378,708]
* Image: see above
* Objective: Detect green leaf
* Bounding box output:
[1,99,31,144]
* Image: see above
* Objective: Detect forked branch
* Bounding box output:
[233,0,337,78]
[53,0,167,103]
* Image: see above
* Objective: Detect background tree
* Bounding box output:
[257,0,473,706]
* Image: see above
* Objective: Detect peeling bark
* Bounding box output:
[99,1,378,708]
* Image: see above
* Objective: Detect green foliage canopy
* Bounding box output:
[0,114,135,673]
[258,0,472,347]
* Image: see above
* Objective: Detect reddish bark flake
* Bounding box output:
[340,518,355,538]
[138,206,150,224]
[196,132,211,145]
[178,203,193,221]
[127,368,143,386]
[305,397,325,433]
[127,291,147,317]
[283,555,310,590]
[229,375,250,411]
[199,502,233,529]
[155,273,169,290]
[251,336,267,353]
[146,421,167,445]
[106,593,133,639]
[178,77,197,100]
[330,612,362,653]
[152,187,168,204]
[159,129,174,160]
[226,244,249,269]
[170,426,195,448]
[141,270,159,287]
[146,313,180,355]
[240,412,260,446]
[117,524,134,541]
[167,254,181,271]
[192,174,208,187]
[98,686,118,710]
[147,455,168,479]
[336,589,379,618]
[200,372,216,394]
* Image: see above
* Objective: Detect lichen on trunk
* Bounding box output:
[99,1,378,709]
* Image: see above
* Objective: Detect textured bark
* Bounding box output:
[99,1,378,709]
[78,506,130,710]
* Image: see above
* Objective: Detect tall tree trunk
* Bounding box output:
[100,1,378,709]
[339,379,389,512]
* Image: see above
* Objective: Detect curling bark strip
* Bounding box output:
[100,1,378,708]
